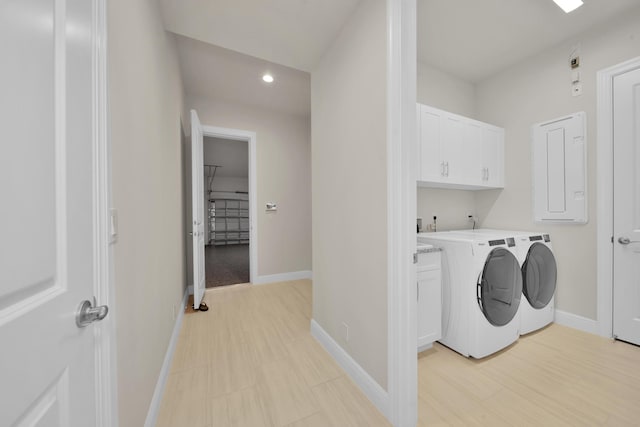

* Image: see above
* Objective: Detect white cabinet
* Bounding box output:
[417,250,442,351]
[418,103,504,190]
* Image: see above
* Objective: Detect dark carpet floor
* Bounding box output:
[205,244,250,288]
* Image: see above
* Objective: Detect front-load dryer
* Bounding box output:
[514,233,556,334]
[417,232,522,358]
[452,229,557,335]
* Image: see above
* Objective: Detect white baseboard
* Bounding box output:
[253,270,312,285]
[144,288,189,427]
[554,309,600,336]
[310,319,389,419]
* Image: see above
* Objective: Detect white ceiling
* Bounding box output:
[175,34,311,117]
[417,0,640,83]
[160,0,361,72]
[166,0,640,114]
[204,137,248,178]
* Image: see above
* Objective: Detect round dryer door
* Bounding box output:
[522,243,557,309]
[477,248,523,327]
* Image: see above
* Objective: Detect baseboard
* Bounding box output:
[310,319,389,419]
[253,270,312,285]
[144,288,189,427]
[554,309,600,335]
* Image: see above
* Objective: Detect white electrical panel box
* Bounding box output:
[532,112,587,224]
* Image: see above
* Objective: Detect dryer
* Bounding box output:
[452,229,557,335]
[514,232,556,334]
[417,232,522,358]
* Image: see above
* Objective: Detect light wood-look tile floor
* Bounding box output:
[157,280,390,427]
[418,324,640,426]
[158,280,640,426]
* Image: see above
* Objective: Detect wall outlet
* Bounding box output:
[342,322,349,342]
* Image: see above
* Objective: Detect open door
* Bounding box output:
[191,110,206,309]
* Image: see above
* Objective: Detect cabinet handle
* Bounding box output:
[446,162,450,177]
[440,162,445,176]
[486,168,489,181]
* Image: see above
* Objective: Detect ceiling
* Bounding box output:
[204,137,248,178]
[175,34,311,117]
[160,0,361,72]
[417,0,640,82]
[165,0,640,115]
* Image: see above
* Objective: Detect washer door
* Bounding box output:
[522,243,557,309]
[477,248,522,326]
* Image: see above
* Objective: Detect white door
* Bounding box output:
[0,0,103,425]
[191,110,206,309]
[613,67,640,346]
[441,114,465,183]
[418,105,444,183]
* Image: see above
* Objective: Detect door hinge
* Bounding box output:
[413,253,418,264]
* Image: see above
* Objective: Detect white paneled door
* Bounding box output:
[191,110,206,309]
[613,67,640,346]
[0,0,103,425]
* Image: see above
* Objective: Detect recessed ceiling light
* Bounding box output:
[262,74,274,83]
[552,0,583,13]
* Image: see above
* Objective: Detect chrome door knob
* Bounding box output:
[76,299,109,327]
[618,237,631,245]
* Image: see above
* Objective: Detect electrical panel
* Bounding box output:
[531,112,587,224]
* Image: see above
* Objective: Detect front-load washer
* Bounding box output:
[417,232,522,358]
[451,229,557,335]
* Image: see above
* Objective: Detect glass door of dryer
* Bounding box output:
[477,248,523,326]
[522,243,557,309]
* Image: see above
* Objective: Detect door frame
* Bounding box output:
[387,0,418,425]
[200,125,258,284]
[596,55,640,338]
[93,0,118,424]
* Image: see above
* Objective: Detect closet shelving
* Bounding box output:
[209,199,249,245]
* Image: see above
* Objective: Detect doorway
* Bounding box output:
[185,117,258,300]
[204,137,250,287]
[597,56,640,345]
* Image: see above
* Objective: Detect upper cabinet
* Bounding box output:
[417,104,504,190]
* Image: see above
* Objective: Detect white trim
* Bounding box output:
[200,125,258,285]
[310,320,390,418]
[554,310,600,336]
[596,56,640,338]
[144,289,190,427]
[253,270,312,285]
[386,0,418,426]
[93,0,118,425]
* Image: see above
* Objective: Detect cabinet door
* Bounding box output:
[463,120,484,185]
[482,126,504,187]
[417,267,442,349]
[441,114,465,183]
[419,105,444,182]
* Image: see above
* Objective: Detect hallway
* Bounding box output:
[157,280,390,426]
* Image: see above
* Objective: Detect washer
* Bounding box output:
[451,229,557,335]
[417,231,522,358]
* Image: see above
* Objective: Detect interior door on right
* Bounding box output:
[613,67,640,346]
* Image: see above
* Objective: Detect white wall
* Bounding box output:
[108,0,186,424]
[312,0,388,390]
[417,62,475,118]
[189,96,312,277]
[474,6,640,320]
[416,62,478,231]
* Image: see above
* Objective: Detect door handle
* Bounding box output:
[618,237,640,245]
[76,298,109,327]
